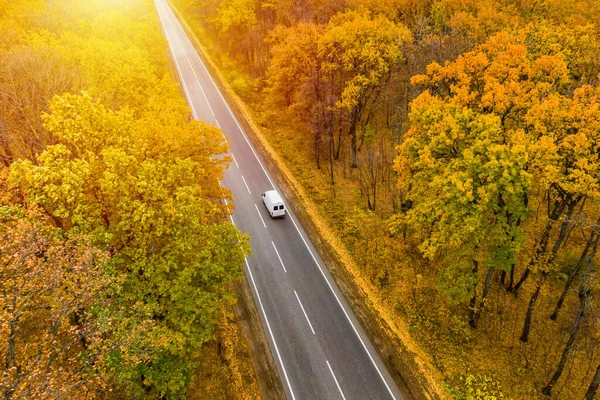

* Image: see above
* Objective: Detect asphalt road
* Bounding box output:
[155,1,406,399]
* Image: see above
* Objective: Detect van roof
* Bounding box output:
[264,190,284,204]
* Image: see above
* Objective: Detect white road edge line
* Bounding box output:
[271,241,287,273]
[222,199,235,225]
[165,6,216,120]
[326,360,347,400]
[159,8,301,400]
[288,213,397,399]
[215,119,225,139]
[158,11,301,400]
[156,2,198,120]
[294,290,316,335]
[245,259,297,400]
[162,2,397,399]
[254,204,266,228]
[241,175,251,194]
[164,1,296,386]
[231,153,239,168]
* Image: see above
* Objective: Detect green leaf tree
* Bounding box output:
[10,93,250,397]
[394,93,530,327]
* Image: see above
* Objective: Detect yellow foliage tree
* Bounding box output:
[319,9,412,167]
[11,93,249,397]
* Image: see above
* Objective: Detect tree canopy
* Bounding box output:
[0,0,251,397]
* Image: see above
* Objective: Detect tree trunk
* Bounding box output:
[505,196,525,293]
[313,110,324,170]
[541,289,588,395]
[512,196,574,295]
[525,215,596,343]
[313,70,324,170]
[511,267,530,295]
[550,225,599,321]
[585,364,600,400]
[545,234,597,394]
[470,267,495,328]
[348,90,368,169]
[520,272,546,342]
[335,124,342,160]
[468,260,480,328]
[329,128,335,185]
[550,198,580,259]
[511,220,552,295]
[349,116,358,169]
[314,126,321,170]
[507,263,515,291]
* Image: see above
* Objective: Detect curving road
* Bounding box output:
[155,1,406,399]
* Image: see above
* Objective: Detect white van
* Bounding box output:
[262,190,286,218]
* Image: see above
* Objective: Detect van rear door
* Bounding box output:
[262,190,285,218]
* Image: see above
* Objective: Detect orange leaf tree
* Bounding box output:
[0,205,116,399]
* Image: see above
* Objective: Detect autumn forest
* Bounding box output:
[2,0,600,399]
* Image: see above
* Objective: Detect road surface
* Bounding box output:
[155,1,406,399]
